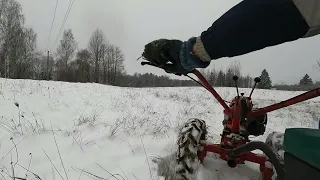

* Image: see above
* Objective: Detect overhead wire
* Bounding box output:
[51,0,75,51]
[46,0,59,51]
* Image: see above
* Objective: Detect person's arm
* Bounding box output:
[181,0,320,70]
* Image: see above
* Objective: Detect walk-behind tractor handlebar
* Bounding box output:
[141,61,320,180]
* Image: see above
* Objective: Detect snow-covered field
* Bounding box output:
[0,78,319,180]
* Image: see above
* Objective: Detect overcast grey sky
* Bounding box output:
[17,0,320,85]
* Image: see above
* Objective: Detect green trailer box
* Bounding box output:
[283,128,320,180]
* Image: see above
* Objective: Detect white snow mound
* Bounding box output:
[0,78,319,180]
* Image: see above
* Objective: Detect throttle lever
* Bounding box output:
[141,61,155,66]
[140,61,186,76]
[141,61,169,72]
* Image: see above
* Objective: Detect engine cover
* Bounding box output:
[245,113,268,136]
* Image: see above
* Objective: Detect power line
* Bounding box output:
[51,0,75,51]
[46,0,59,51]
[51,0,74,50]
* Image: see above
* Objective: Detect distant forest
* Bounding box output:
[0,0,319,91]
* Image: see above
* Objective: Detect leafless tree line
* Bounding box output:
[52,28,125,85]
[1,0,318,88]
[0,0,126,86]
[86,29,125,84]
[200,61,255,88]
[0,0,201,87]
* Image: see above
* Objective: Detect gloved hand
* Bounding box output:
[140,39,187,75]
[139,37,210,76]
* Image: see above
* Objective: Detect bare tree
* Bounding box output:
[33,51,54,80]
[0,0,25,78]
[32,51,44,79]
[243,74,253,88]
[104,45,125,85]
[75,48,92,82]
[112,45,125,85]
[0,0,40,79]
[88,28,108,83]
[224,61,242,87]
[100,43,110,84]
[0,0,55,80]
[230,61,241,77]
[208,67,217,85]
[105,44,115,84]
[55,29,77,80]
[56,29,77,69]
[13,28,38,78]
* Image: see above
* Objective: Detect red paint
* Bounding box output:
[191,69,320,180]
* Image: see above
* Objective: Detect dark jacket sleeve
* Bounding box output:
[193,0,317,62]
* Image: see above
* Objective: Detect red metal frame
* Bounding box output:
[192,69,320,180]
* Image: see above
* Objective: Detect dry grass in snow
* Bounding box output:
[0,78,319,180]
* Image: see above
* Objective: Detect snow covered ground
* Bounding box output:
[0,77,319,180]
